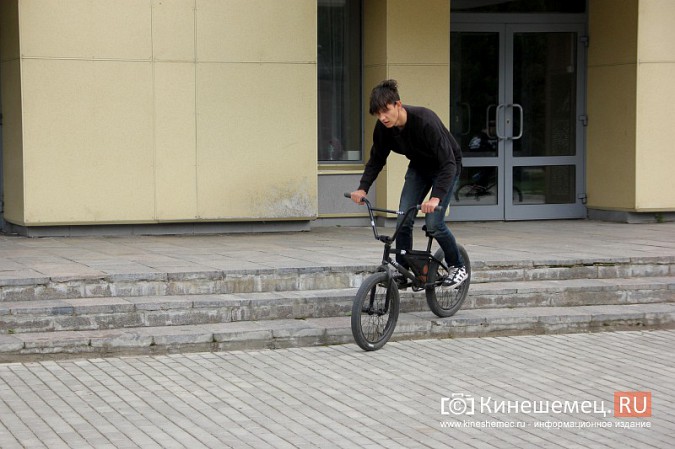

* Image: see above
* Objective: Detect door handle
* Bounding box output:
[495,104,507,140]
[511,104,523,140]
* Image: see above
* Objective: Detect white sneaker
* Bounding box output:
[443,266,467,287]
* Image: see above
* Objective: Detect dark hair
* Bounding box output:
[369,79,400,115]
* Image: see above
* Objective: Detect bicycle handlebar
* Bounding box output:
[343,192,440,214]
[344,192,441,242]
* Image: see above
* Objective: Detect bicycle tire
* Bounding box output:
[425,244,471,318]
[351,272,400,351]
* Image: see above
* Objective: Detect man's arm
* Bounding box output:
[425,120,459,201]
[350,148,383,205]
[352,126,390,203]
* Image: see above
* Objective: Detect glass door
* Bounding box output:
[450,25,504,220]
[450,22,586,220]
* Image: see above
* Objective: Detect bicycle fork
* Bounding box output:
[363,278,394,316]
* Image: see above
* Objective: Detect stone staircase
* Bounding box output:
[0,256,673,360]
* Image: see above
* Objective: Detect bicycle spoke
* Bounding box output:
[351,273,399,351]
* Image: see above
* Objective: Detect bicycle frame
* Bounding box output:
[349,194,449,292]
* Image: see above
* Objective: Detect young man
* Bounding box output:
[349,79,467,287]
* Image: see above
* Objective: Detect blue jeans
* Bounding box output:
[396,167,464,268]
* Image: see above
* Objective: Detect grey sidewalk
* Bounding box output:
[0,330,673,449]
[0,221,674,448]
[1,220,674,282]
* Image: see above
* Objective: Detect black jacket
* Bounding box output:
[358,105,462,201]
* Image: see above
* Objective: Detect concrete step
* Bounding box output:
[2,302,674,361]
[1,277,672,334]
[1,256,673,302]
[463,276,675,309]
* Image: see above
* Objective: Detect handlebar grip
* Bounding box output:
[417,205,442,212]
[345,192,367,203]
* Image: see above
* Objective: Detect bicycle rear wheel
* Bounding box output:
[351,272,400,351]
[425,244,471,317]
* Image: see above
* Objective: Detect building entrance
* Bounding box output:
[450,16,587,220]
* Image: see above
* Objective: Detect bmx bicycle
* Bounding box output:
[344,193,471,351]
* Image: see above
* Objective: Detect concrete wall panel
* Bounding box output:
[154,62,198,220]
[586,63,637,210]
[21,59,155,224]
[20,0,152,60]
[152,0,196,62]
[196,0,315,63]
[587,0,638,211]
[196,63,317,219]
[635,59,675,209]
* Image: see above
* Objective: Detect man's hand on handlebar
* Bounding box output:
[349,189,368,205]
[421,197,441,214]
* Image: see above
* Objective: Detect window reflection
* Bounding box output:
[450,32,499,157]
[318,0,362,163]
[453,167,499,205]
[513,32,577,158]
[513,165,575,204]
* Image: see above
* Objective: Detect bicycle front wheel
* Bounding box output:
[426,244,471,318]
[351,272,400,351]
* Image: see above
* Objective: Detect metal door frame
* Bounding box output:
[450,22,506,221]
[450,13,587,221]
[504,22,587,219]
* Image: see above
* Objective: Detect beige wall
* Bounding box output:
[1,0,317,226]
[587,0,639,211]
[635,0,675,211]
[588,0,675,213]
[363,0,450,212]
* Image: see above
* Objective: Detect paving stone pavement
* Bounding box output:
[0,330,673,449]
[0,220,674,447]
